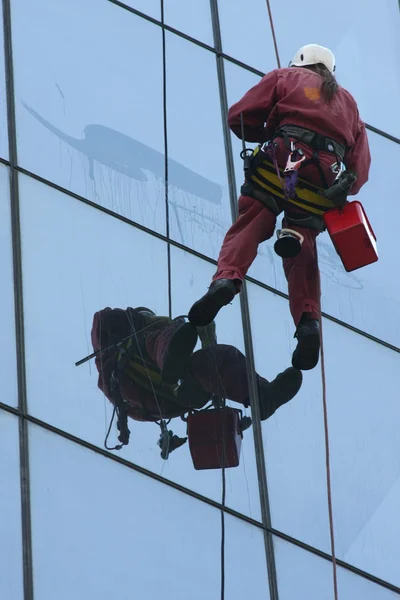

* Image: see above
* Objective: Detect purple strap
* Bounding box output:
[261,141,298,200]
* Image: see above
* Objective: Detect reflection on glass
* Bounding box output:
[164,0,213,45]
[170,246,261,519]
[28,424,223,600]
[269,0,400,137]
[0,410,23,600]
[166,32,232,259]
[12,0,166,233]
[248,281,400,585]
[20,174,250,511]
[224,61,400,347]
[0,165,18,407]
[217,0,278,72]
[274,536,399,600]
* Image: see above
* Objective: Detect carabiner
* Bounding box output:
[284,150,306,173]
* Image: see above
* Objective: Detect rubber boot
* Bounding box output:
[292,315,320,371]
[188,279,236,326]
[258,367,303,420]
[145,319,199,384]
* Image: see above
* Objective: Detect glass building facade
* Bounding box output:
[2,0,400,598]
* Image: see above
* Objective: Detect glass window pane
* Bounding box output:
[117,0,160,20]
[20,173,250,512]
[166,32,232,260]
[248,281,400,586]
[269,0,400,137]
[29,424,222,600]
[0,165,18,407]
[0,0,8,160]
[164,0,213,45]
[170,246,261,520]
[12,0,166,234]
[224,60,261,196]
[224,515,270,599]
[274,536,399,600]
[225,61,400,348]
[248,283,331,552]
[217,0,277,72]
[0,410,23,600]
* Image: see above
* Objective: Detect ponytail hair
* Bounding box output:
[305,63,339,103]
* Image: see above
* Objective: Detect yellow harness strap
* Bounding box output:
[250,146,337,216]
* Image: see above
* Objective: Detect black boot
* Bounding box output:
[292,315,320,371]
[188,279,236,326]
[258,367,303,420]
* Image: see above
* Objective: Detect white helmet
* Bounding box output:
[289,44,336,74]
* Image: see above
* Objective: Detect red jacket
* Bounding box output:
[228,67,371,195]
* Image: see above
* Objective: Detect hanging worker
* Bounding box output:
[188,44,371,371]
[91,306,302,447]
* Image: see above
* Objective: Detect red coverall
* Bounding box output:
[214,67,371,326]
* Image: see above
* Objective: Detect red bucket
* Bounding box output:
[187,407,242,470]
[323,201,378,272]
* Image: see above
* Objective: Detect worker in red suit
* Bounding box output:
[189,44,371,371]
[91,306,302,426]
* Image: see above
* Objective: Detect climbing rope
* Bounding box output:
[316,248,339,600]
[265,0,281,69]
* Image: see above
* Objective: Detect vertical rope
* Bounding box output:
[265,0,281,68]
[220,402,226,600]
[316,250,339,600]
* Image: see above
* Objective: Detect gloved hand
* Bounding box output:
[324,171,357,206]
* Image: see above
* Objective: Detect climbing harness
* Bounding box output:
[239,117,378,272]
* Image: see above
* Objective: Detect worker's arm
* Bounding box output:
[227,70,278,143]
[344,120,371,196]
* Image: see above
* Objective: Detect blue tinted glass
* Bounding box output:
[274,536,399,600]
[268,0,400,136]
[164,0,213,45]
[170,246,261,520]
[0,165,17,407]
[166,32,232,260]
[248,280,400,586]
[0,0,8,160]
[217,0,278,73]
[0,411,23,600]
[12,0,166,234]
[29,424,223,600]
[106,0,160,20]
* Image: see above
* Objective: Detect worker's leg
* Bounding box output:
[213,194,277,283]
[145,318,199,384]
[189,345,302,420]
[189,195,277,326]
[282,223,321,370]
[282,224,320,327]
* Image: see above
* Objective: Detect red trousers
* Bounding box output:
[212,195,320,327]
